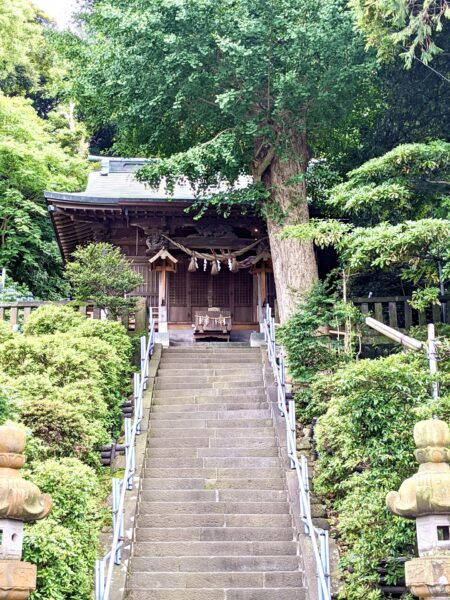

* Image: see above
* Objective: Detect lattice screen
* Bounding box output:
[212,271,230,306]
[234,271,253,306]
[169,271,187,306]
[191,271,209,306]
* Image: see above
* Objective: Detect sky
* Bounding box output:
[33,0,78,28]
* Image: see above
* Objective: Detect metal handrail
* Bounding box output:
[95,314,156,600]
[263,305,331,600]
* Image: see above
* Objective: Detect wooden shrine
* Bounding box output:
[45,157,276,333]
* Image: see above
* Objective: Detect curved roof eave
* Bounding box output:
[44,191,193,205]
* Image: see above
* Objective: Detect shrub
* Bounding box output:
[313,352,434,598]
[6,373,56,404]
[24,304,85,336]
[24,520,96,600]
[0,373,19,423]
[19,398,109,464]
[73,319,133,365]
[0,320,14,344]
[0,336,102,385]
[54,379,111,428]
[30,458,104,528]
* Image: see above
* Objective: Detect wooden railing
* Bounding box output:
[0,298,149,332]
[352,295,449,330]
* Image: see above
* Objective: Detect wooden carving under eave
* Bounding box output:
[250,251,273,275]
[149,248,178,273]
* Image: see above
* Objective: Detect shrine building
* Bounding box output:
[45,156,276,339]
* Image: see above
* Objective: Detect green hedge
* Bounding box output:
[0,305,134,600]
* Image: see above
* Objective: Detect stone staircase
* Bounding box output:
[126,346,307,600]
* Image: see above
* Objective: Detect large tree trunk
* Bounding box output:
[261,134,318,324]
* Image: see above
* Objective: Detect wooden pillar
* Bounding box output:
[256,271,268,325]
[158,269,168,332]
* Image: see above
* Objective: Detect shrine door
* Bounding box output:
[168,260,256,324]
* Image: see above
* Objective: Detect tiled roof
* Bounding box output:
[45,157,250,203]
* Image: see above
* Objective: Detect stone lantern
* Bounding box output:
[386,418,450,599]
[0,424,52,599]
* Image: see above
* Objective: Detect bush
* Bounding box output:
[0,320,14,344]
[30,458,105,528]
[0,336,102,385]
[313,352,435,598]
[20,398,109,465]
[73,319,133,365]
[24,520,96,600]
[24,305,85,336]
[0,304,136,600]
[55,379,111,428]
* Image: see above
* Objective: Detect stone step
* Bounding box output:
[137,514,294,529]
[138,501,290,514]
[155,374,262,384]
[150,402,270,413]
[150,418,273,430]
[160,358,262,366]
[163,347,258,352]
[127,589,307,600]
[143,467,283,480]
[150,408,271,420]
[132,541,298,557]
[153,389,266,401]
[162,347,261,360]
[140,489,288,503]
[144,457,281,469]
[127,572,303,590]
[130,555,300,572]
[148,428,274,439]
[135,527,294,542]
[141,478,285,491]
[147,438,277,449]
[146,447,279,458]
[154,381,264,391]
[197,447,279,458]
[157,367,262,376]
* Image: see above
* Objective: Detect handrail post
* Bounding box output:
[301,454,310,535]
[112,478,122,564]
[288,399,296,469]
[134,372,142,435]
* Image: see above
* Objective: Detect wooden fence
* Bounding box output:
[352,295,449,330]
[0,299,148,332]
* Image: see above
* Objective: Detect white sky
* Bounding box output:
[33,0,79,28]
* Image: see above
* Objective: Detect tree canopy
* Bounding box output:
[285,141,450,308]
[64,0,375,321]
[349,0,450,66]
[0,92,87,298]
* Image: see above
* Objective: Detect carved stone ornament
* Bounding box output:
[386,419,450,518]
[145,229,166,254]
[405,558,450,599]
[0,561,36,600]
[0,425,52,522]
[386,419,450,599]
